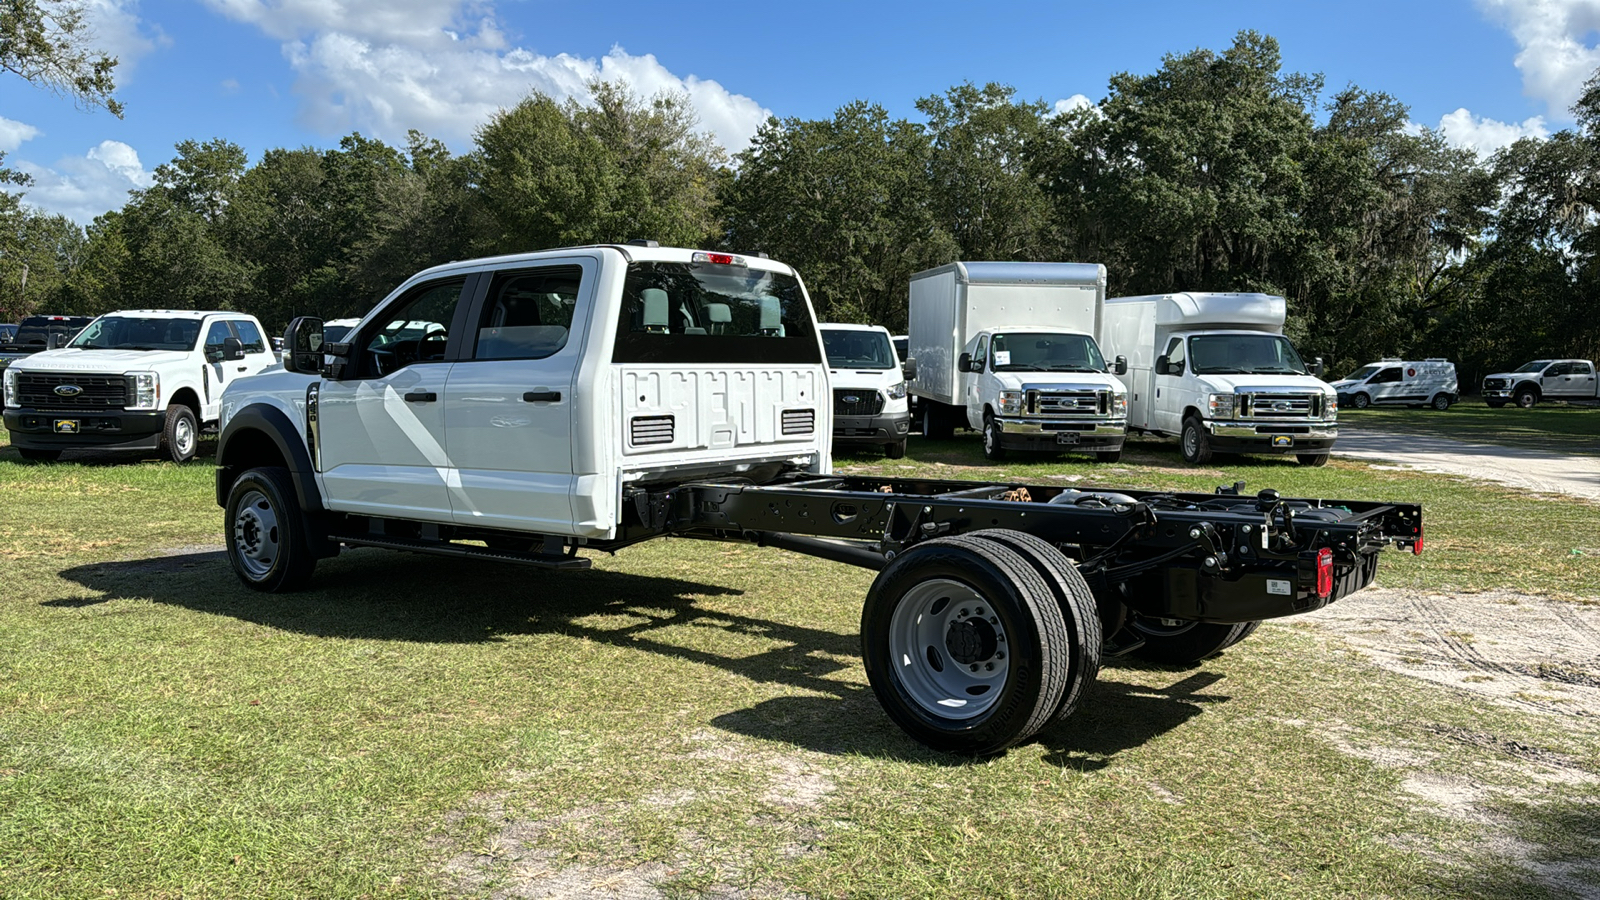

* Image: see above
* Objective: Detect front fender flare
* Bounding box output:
[215,403,323,512]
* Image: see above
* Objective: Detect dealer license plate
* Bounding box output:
[54,419,79,434]
[1270,435,1293,448]
[1055,432,1080,445]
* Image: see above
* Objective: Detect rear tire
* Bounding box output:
[860,536,1071,755]
[1296,453,1330,467]
[225,466,318,592]
[922,403,953,440]
[17,448,62,462]
[982,414,1007,461]
[885,438,907,459]
[162,404,198,463]
[1180,416,1213,465]
[1431,394,1452,411]
[1224,621,1262,649]
[1128,618,1254,665]
[963,530,1101,728]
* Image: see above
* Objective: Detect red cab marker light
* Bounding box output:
[1316,547,1333,599]
[691,251,745,267]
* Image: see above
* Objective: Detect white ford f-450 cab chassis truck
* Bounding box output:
[215,244,1423,755]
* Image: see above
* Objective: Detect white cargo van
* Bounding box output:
[1101,292,1337,466]
[1331,359,1458,410]
[908,262,1128,461]
[819,323,912,457]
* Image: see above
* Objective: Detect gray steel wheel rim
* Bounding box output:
[984,421,997,454]
[1354,394,1369,408]
[232,488,280,580]
[174,414,195,457]
[1182,425,1197,458]
[1433,395,1449,410]
[888,577,1010,720]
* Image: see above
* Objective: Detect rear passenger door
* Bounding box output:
[445,259,594,534]
[1368,366,1403,404]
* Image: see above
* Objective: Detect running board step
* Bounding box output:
[331,534,592,569]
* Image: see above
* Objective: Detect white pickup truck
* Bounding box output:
[3,309,279,462]
[212,243,1424,756]
[1481,359,1598,408]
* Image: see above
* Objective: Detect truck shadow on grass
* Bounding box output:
[52,547,1236,766]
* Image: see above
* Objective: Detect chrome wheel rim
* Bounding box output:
[174,415,195,457]
[984,422,997,454]
[888,578,1010,720]
[232,488,280,580]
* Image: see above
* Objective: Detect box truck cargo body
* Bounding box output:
[1101,292,1337,466]
[908,262,1127,461]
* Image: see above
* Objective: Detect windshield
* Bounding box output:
[1188,334,1308,375]
[14,317,91,347]
[1514,360,1552,373]
[613,261,820,365]
[990,332,1106,373]
[68,316,202,351]
[822,329,896,369]
[1344,364,1381,382]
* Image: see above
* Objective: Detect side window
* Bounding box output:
[1373,367,1403,384]
[470,265,583,361]
[1576,362,1595,377]
[1165,337,1185,373]
[359,278,468,377]
[1548,362,1571,376]
[973,335,989,371]
[233,319,266,354]
[203,321,233,360]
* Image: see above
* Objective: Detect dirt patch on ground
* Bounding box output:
[1303,587,1600,723]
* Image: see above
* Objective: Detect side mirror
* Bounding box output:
[222,336,245,361]
[1155,355,1170,376]
[1308,356,1324,377]
[49,332,68,349]
[282,317,326,375]
[1114,355,1128,376]
[902,357,917,382]
[957,352,973,373]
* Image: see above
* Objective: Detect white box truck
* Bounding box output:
[908,262,1128,462]
[1101,292,1337,466]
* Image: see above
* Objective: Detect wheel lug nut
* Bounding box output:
[985,663,994,671]
[959,608,969,617]
[995,651,1005,660]
[989,616,998,624]
[975,607,985,615]
[969,664,979,672]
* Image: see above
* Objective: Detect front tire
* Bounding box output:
[885,438,907,459]
[1486,401,1506,409]
[1352,392,1371,409]
[17,448,62,462]
[162,404,198,463]
[1180,416,1213,465]
[1515,388,1538,409]
[1128,617,1255,665]
[1095,448,1123,463]
[982,414,1006,461]
[1297,452,1330,467]
[922,403,954,440]
[861,536,1072,755]
[225,466,318,592]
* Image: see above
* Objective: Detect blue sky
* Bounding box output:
[1,0,1591,224]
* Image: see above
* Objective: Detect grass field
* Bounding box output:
[1340,404,1600,456]
[1,433,1597,898]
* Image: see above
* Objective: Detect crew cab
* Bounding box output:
[1482,359,1598,408]
[0,315,93,370]
[213,245,1423,757]
[3,310,278,462]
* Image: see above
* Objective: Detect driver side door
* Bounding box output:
[317,275,474,522]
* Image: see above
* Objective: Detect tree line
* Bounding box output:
[3,30,1599,383]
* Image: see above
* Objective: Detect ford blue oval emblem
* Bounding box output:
[843,395,860,404]
[54,384,83,397]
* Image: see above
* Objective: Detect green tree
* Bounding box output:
[0,0,121,115]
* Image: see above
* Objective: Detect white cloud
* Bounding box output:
[1481,0,1600,116]
[1436,107,1550,154]
[82,0,168,77]
[15,141,154,224]
[201,0,771,152]
[1053,94,1095,116]
[0,117,41,153]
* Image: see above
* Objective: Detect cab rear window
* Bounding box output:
[613,261,820,365]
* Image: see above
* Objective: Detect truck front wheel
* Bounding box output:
[860,536,1074,755]
[982,414,1007,461]
[1180,416,1213,465]
[1128,617,1255,665]
[1296,453,1330,467]
[922,403,953,440]
[225,466,318,592]
[162,404,198,463]
[1515,388,1539,409]
[17,448,62,462]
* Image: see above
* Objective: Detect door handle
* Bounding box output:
[236,366,248,372]
[403,391,437,402]
[522,391,562,402]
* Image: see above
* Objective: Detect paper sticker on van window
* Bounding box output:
[993,351,1011,366]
